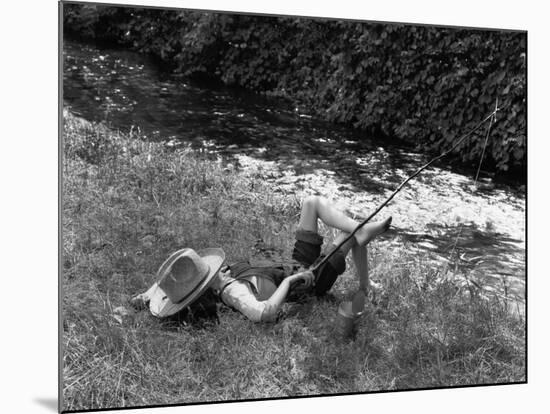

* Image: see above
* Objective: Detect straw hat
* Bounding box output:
[148,248,225,318]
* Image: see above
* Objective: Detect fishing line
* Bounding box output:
[447,99,498,272]
[310,103,501,274]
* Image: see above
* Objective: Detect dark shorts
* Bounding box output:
[292,228,346,296]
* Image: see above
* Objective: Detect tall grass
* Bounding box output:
[62,110,525,412]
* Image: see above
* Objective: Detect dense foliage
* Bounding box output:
[63,4,526,173]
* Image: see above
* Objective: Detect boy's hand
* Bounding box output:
[289,270,315,288]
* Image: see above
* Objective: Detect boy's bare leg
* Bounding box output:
[330,231,355,254]
[352,243,369,293]
[328,232,368,290]
[298,195,391,246]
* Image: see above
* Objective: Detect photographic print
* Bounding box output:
[60,1,526,412]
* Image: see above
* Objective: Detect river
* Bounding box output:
[62,39,526,310]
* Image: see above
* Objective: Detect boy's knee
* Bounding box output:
[302,195,323,211]
[302,195,317,207]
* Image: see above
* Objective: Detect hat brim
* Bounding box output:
[149,248,225,318]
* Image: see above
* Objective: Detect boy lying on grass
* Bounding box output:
[130,195,392,322]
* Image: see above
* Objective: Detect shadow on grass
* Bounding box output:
[151,290,222,330]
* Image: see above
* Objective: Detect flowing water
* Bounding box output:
[63,39,526,309]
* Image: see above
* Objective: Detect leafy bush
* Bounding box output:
[63,4,526,173]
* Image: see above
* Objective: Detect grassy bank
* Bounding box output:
[62,110,525,411]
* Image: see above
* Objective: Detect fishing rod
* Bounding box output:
[309,104,501,274]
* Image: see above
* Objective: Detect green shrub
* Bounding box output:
[63,4,526,173]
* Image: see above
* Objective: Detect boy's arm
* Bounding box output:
[260,270,314,322]
[220,271,314,323]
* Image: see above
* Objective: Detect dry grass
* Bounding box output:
[61,110,525,412]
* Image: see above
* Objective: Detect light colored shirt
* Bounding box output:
[211,270,279,322]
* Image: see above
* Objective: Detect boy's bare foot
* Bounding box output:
[355,216,392,245]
